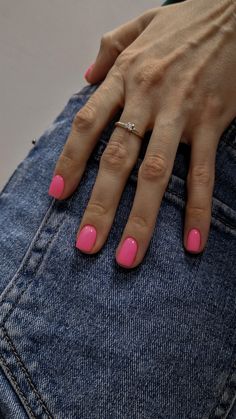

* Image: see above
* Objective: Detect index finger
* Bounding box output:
[48,70,123,200]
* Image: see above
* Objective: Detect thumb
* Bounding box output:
[84,8,157,85]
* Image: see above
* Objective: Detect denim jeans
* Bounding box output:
[0,82,236,419]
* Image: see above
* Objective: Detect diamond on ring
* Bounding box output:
[126,122,135,132]
[115,120,143,139]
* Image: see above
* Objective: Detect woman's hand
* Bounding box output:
[48,0,236,268]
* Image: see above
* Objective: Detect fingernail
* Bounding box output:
[187,228,201,252]
[84,64,94,80]
[48,175,64,199]
[116,237,138,267]
[76,225,97,252]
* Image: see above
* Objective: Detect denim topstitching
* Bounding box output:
[0,85,235,419]
[0,354,37,419]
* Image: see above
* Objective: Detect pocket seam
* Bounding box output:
[0,195,74,327]
[0,325,53,418]
[165,188,236,232]
[206,355,236,418]
[0,197,76,419]
[0,353,36,419]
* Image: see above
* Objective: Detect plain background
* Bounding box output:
[0,0,162,191]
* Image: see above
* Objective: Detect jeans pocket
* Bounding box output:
[0,83,236,419]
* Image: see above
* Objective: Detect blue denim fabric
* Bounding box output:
[0,82,236,419]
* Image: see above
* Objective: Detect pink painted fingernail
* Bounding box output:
[116,237,138,267]
[48,175,64,199]
[76,225,97,252]
[187,228,201,252]
[84,63,94,80]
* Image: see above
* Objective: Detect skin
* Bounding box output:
[50,0,236,268]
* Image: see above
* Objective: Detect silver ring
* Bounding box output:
[115,121,143,139]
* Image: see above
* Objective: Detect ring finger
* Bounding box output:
[75,101,150,253]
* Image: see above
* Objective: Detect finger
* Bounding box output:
[48,70,123,200]
[115,114,185,268]
[85,9,157,85]
[184,126,219,254]
[75,101,150,254]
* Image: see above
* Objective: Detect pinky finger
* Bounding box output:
[184,127,219,254]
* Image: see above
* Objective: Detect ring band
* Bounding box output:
[115,121,143,139]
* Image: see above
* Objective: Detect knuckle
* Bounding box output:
[156,115,181,133]
[86,201,107,217]
[197,95,224,123]
[206,96,224,118]
[115,52,131,73]
[188,165,212,185]
[108,32,124,54]
[139,155,169,182]
[133,68,152,88]
[114,49,139,73]
[100,140,129,171]
[186,205,207,218]
[58,152,80,167]
[133,62,165,88]
[58,144,88,170]
[101,30,125,55]
[129,214,149,230]
[140,8,157,26]
[108,65,125,91]
[100,33,112,49]
[73,103,96,131]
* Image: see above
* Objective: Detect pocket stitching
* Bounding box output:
[0,196,74,327]
[163,190,236,240]
[206,353,236,418]
[1,325,53,418]
[0,353,37,419]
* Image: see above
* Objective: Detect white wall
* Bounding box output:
[0,0,162,191]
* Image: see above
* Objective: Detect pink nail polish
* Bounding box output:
[187,228,201,252]
[48,175,64,199]
[76,225,97,252]
[116,237,138,267]
[84,64,94,79]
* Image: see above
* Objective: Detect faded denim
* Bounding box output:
[0,81,236,418]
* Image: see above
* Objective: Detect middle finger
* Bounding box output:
[115,113,185,268]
